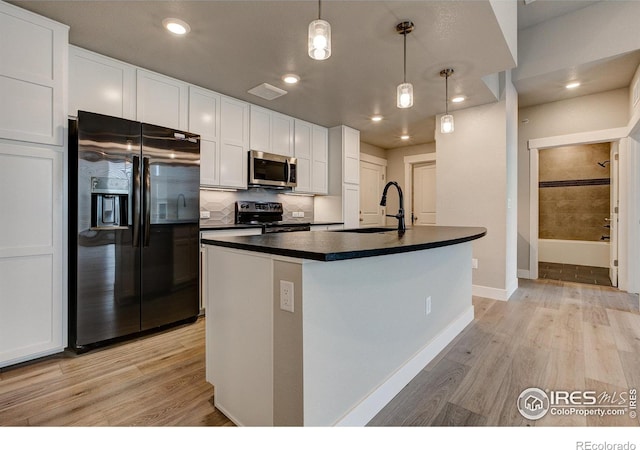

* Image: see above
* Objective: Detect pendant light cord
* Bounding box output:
[318,0,321,20]
[403,31,407,83]
[445,73,449,115]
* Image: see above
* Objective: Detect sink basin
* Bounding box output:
[333,227,400,234]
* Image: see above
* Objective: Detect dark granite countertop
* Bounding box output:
[200,224,263,231]
[202,226,487,261]
[200,222,343,231]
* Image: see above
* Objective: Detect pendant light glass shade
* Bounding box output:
[439,68,455,134]
[396,21,415,109]
[441,114,454,134]
[309,19,331,60]
[397,82,414,108]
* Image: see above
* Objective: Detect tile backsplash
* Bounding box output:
[199,188,314,225]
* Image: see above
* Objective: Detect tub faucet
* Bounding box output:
[379,181,406,232]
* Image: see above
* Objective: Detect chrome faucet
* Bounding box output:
[379,181,406,232]
[177,193,186,219]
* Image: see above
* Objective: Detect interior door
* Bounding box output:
[359,160,385,226]
[609,143,619,287]
[412,162,436,225]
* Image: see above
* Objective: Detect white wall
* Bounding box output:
[435,73,517,299]
[517,88,630,272]
[515,1,640,84]
[360,141,386,159]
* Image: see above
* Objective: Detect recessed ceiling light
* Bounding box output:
[452,96,465,103]
[282,74,300,85]
[163,18,190,35]
[400,135,410,141]
[566,81,581,89]
[371,115,383,122]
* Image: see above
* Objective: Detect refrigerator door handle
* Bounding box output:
[132,155,141,247]
[143,156,151,247]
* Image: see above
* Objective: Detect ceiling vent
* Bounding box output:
[247,83,287,100]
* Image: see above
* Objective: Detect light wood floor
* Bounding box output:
[369,278,640,426]
[1,279,638,427]
[0,318,232,426]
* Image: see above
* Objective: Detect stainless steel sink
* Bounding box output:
[333,227,400,234]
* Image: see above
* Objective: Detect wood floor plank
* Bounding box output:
[584,378,638,427]
[537,349,587,426]
[582,322,627,388]
[447,333,515,417]
[486,343,550,426]
[430,401,487,426]
[368,358,471,426]
[606,309,640,353]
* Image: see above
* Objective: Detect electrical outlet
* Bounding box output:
[472,258,478,269]
[280,280,294,313]
[425,296,431,315]
[298,211,304,218]
[292,212,299,218]
[200,210,210,219]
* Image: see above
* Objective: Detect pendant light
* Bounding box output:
[308,0,331,60]
[440,68,454,134]
[396,21,415,109]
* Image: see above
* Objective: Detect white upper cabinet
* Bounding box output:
[343,126,360,185]
[271,111,294,156]
[136,69,188,131]
[219,95,249,189]
[189,86,221,187]
[294,119,312,193]
[69,46,136,119]
[0,4,67,146]
[250,105,293,156]
[294,119,328,195]
[312,125,328,194]
[189,86,220,141]
[249,105,271,152]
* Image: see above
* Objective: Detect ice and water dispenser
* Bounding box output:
[91,177,129,229]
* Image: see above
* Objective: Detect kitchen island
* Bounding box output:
[202,226,486,426]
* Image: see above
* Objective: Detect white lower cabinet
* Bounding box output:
[199,228,262,310]
[0,143,65,368]
[201,227,262,382]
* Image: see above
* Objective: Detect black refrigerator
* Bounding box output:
[68,111,200,351]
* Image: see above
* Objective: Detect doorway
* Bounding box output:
[536,142,616,286]
[411,162,436,226]
[403,153,437,228]
[528,128,626,287]
[359,154,387,227]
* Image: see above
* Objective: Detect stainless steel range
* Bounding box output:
[235,201,310,233]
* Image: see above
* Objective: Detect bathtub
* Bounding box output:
[538,238,610,268]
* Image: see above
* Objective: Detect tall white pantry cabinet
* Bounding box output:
[0,2,69,367]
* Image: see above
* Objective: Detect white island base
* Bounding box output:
[205,241,474,426]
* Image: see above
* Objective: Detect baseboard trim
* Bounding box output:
[333,305,475,426]
[472,282,517,301]
[517,269,531,279]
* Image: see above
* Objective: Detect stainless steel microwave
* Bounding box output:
[248,150,297,188]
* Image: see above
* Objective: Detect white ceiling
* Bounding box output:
[9,0,639,149]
